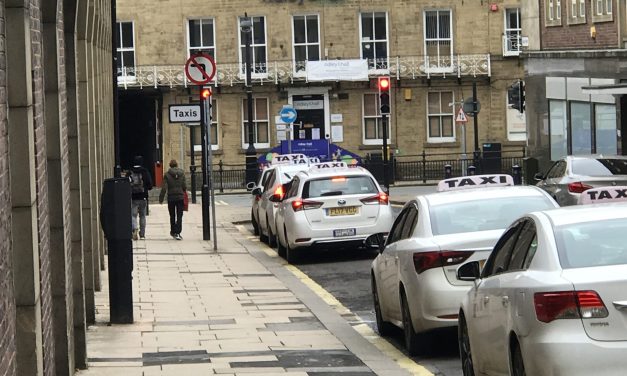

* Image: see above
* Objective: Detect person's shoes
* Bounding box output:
[170,232,176,239]
[140,235,145,240]
[175,234,182,240]
[132,229,139,241]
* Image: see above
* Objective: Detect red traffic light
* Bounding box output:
[378,77,390,91]
[200,88,212,100]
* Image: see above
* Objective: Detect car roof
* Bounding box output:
[423,186,552,207]
[295,166,373,180]
[537,203,627,226]
[566,154,627,161]
[273,164,311,173]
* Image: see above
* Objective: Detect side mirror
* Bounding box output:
[534,172,544,181]
[246,181,256,190]
[456,261,481,281]
[251,187,262,196]
[269,193,283,203]
[364,233,387,253]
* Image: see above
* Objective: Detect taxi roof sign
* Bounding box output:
[272,153,308,165]
[578,186,627,205]
[437,174,514,192]
[310,161,348,169]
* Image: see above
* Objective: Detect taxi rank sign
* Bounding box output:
[168,104,201,123]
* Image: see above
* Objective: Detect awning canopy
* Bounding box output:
[581,84,627,95]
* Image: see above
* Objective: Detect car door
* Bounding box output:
[277,176,299,245]
[390,205,419,322]
[377,206,410,323]
[259,169,277,235]
[471,222,522,374]
[540,160,567,201]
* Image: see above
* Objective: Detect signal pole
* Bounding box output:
[378,77,391,191]
[200,88,211,241]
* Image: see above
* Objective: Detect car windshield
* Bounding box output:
[302,175,377,198]
[430,196,555,235]
[555,218,627,269]
[571,158,627,176]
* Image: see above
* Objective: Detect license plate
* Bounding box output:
[333,228,356,237]
[328,206,358,216]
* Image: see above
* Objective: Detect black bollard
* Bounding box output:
[444,164,452,179]
[512,164,522,185]
[467,165,476,176]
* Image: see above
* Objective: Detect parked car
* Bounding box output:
[249,167,274,236]
[458,186,627,376]
[274,162,393,263]
[535,155,627,206]
[367,174,559,355]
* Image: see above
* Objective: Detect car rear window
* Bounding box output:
[555,218,627,269]
[430,196,555,235]
[302,175,378,198]
[572,159,627,176]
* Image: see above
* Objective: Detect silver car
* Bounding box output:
[458,196,627,376]
[535,155,627,206]
[250,167,273,236]
[368,175,559,355]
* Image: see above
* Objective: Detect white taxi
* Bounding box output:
[253,154,312,246]
[367,175,559,355]
[458,186,627,376]
[274,162,393,264]
[249,167,273,236]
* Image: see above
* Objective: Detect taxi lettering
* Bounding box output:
[437,174,514,192]
[311,162,347,169]
[273,153,307,165]
[579,186,627,204]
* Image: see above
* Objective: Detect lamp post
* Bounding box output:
[241,15,258,186]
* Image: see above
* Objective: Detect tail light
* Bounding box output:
[360,192,389,205]
[273,185,285,200]
[567,182,593,193]
[534,290,608,323]
[291,199,323,212]
[413,250,474,274]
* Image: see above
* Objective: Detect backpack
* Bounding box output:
[130,170,145,194]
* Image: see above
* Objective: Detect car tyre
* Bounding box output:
[251,211,259,236]
[267,216,277,248]
[277,227,287,258]
[510,340,526,376]
[458,312,475,376]
[372,275,394,337]
[401,290,424,356]
[285,235,300,264]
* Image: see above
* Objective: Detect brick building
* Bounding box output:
[116,0,529,178]
[522,0,627,171]
[0,1,114,375]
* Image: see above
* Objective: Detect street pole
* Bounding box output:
[243,15,258,186]
[206,98,218,251]
[112,0,121,177]
[382,114,389,191]
[472,81,481,172]
[189,124,197,203]
[200,92,211,241]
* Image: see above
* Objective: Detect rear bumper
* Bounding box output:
[289,221,390,250]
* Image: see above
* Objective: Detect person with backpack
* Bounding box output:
[130,155,153,240]
[159,159,187,240]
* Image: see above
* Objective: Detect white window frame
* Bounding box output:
[568,0,586,24]
[503,8,522,56]
[549,0,555,20]
[423,9,454,73]
[571,0,577,18]
[579,0,586,17]
[193,99,219,151]
[187,18,216,59]
[592,0,612,21]
[359,12,389,72]
[238,16,268,78]
[362,93,391,145]
[292,14,320,77]
[596,0,603,14]
[557,0,562,19]
[116,21,136,83]
[606,0,612,14]
[241,97,270,149]
[426,91,455,143]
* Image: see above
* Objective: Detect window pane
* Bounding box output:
[257,122,269,143]
[442,116,454,137]
[361,13,374,39]
[189,20,201,46]
[307,45,319,61]
[365,118,377,139]
[428,92,440,114]
[377,118,383,139]
[374,13,386,40]
[122,51,135,68]
[364,94,377,116]
[293,16,306,44]
[429,117,441,137]
[362,42,374,59]
[294,46,307,62]
[202,20,214,47]
[441,92,453,113]
[307,16,319,43]
[254,46,266,68]
[571,102,592,154]
[116,24,121,49]
[375,42,387,60]
[256,98,268,120]
[253,17,265,44]
[550,100,568,160]
[595,104,617,154]
[426,41,439,58]
[210,124,218,145]
[243,99,249,121]
[116,51,123,70]
[425,12,437,39]
[121,22,133,48]
[439,11,451,39]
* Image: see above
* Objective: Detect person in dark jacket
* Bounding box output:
[159,159,187,240]
[130,155,153,240]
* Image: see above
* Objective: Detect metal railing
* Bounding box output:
[116,53,491,89]
[191,161,247,192]
[502,32,522,57]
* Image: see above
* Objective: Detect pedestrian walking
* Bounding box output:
[130,155,153,240]
[159,159,187,240]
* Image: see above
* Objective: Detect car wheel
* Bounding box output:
[371,275,394,337]
[251,211,259,236]
[400,290,422,356]
[277,227,287,258]
[267,216,276,248]
[285,235,300,264]
[458,312,475,376]
[510,340,526,376]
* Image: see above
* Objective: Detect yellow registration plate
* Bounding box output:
[329,206,359,216]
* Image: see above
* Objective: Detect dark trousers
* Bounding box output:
[167,199,184,235]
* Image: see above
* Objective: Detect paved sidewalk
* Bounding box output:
[77,199,419,376]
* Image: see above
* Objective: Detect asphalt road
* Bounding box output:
[221,193,462,376]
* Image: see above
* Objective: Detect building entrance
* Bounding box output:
[293,94,325,140]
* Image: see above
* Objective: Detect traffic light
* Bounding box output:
[508,80,525,113]
[378,76,391,114]
[200,87,212,101]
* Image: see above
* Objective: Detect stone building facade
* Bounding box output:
[0,0,114,375]
[116,0,528,177]
[522,0,627,171]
